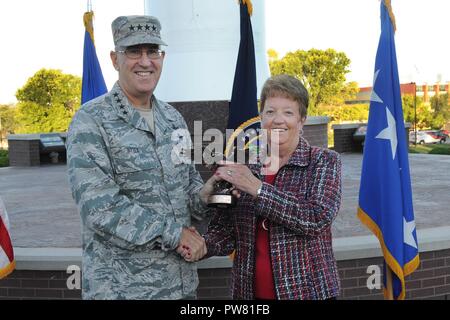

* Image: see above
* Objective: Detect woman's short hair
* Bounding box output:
[260,74,309,119]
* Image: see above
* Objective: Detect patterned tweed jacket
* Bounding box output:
[204,137,342,300]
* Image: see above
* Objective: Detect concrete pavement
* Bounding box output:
[0,153,449,247]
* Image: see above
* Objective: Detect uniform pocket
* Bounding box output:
[111,146,158,174]
[110,146,161,194]
[111,252,181,298]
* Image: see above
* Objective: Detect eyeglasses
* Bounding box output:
[117,48,165,60]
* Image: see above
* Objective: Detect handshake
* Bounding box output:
[176,226,207,262]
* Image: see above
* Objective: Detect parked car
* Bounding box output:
[426,130,448,143]
[409,131,441,144]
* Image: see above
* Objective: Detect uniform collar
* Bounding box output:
[109,82,177,136]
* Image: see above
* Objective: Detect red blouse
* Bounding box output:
[254,173,277,299]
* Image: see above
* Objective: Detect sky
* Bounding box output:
[0,0,449,104]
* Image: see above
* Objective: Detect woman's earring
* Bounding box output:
[299,128,304,136]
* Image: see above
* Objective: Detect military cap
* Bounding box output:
[111,15,167,48]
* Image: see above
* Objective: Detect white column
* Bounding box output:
[145,0,270,102]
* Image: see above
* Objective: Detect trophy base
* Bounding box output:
[207,194,237,209]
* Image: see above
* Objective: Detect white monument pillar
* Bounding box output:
[145,0,270,102]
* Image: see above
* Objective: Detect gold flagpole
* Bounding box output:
[84,0,95,46]
[383,0,396,300]
[384,0,397,32]
[240,0,253,16]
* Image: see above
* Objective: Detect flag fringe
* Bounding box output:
[383,0,397,32]
[0,260,15,279]
[357,207,420,300]
[84,11,95,45]
[225,116,260,157]
[240,0,253,16]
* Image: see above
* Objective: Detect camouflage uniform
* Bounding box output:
[67,82,209,299]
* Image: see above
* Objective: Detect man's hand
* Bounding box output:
[199,173,221,204]
[176,226,207,262]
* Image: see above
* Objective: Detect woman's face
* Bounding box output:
[260,95,305,151]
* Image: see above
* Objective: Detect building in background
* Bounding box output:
[353,81,450,104]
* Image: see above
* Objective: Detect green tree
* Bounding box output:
[416,104,433,130]
[402,95,419,126]
[402,94,449,130]
[429,93,450,129]
[0,104,17,139]
[269,48,354,113]
[267,48,279,64]
[326,81,359,106]
[316,104,369,122]
[15,68,81,133]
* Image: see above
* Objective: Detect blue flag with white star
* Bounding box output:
[357,1,419,300]
[81,11,107,104]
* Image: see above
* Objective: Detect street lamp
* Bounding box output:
[411,82,417,146]
[0,116,2,148]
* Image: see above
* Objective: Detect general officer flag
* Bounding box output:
[357,0,420,300]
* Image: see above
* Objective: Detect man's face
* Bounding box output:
[110,44,165,103]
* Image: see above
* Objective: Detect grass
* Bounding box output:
[409,143,450,155]
[0,149,8,167]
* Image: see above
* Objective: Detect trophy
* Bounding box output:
[204,143,259,209]
[205,149,237,209]
[207,178,237,208]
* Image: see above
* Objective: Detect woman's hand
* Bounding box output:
[176,226,207,262]
[215,162,262,198]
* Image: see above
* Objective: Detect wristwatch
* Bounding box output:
[256,184,263,198]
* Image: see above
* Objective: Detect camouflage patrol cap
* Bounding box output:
[111,15,167,48]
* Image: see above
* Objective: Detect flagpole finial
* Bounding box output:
[240,0,253,16]
[384,0,397,32]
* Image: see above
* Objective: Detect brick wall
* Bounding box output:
[333,124,361,153]
[7,140,40,166]
[304,123,328,148]
[338,248,450,300]
[7,133,68,167]
[0,270,80,300]
[198,268,232,300]
[333,123,411,154]
[2,248,449,300]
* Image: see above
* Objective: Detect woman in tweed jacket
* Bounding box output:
[203,75,342,300]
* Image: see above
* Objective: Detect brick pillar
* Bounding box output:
[447,82,450,105]
[423,84,428,103]
[332,124,361,153]
[7,139,40,166]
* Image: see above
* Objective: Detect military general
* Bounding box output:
[67,15,214,299]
